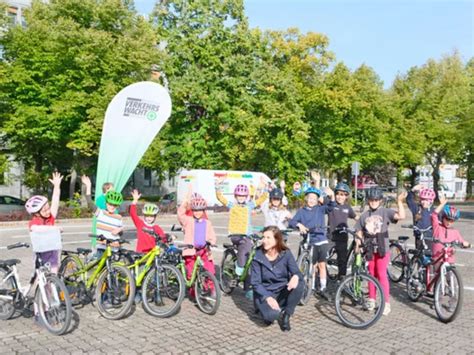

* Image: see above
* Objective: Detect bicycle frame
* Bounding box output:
[177,254,203,288]
[126,246,161,287]
[424,245,453,293]
[64,245,114,290]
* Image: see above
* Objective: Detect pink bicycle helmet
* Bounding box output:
[25,195,48,214]
[234,184,249,197]
[190,194,207,210]
[419,188,436,202]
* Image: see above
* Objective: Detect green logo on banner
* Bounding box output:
[146,111,157,121]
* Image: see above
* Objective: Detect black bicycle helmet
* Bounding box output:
[269,188,284,200]
[366,187,383,200]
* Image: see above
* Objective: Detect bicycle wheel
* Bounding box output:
[0,267,16,320]
[58,255,83,306]
[142,264,185,318]
[35,275,72,335]
[326,245,339,281]
[388,243,405,283]
[334,273,385,329]
[297,253,313,305]
[195,269,221,315]
[434,267,463,323]
[219,249,238,294]
[95,264,135,320]
[406,257,423,302]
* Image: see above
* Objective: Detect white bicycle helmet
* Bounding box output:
[25,195,48,214]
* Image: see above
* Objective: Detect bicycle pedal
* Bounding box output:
[229,280,238,287]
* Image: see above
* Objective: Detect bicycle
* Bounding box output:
[406,239,468,323]
[170,225,221,315]
[388,225,432,283]
[296,227,332,305]
[327,227,357,281]
[58,235,135,320]
[219,233,262,295]
[334,236,385,329]
[0,242,72,335]
[120,228,186,318]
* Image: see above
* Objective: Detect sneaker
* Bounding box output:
[383,303,391,316]
[245,290,254,301]
[134,292,142,304]
[318,288,332,302]
[366,298,376,311]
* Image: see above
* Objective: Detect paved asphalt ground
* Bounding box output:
[0,205,473,354]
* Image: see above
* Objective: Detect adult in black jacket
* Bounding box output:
[251,226,304,331]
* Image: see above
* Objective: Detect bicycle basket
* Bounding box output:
[29,227,62,253]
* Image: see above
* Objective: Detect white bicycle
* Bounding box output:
[0,242,72,335]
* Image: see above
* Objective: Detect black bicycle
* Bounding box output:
[388,225,432,283]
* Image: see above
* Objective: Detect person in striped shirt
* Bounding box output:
[82,176,124,258]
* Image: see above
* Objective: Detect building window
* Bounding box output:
[455,182,462,192]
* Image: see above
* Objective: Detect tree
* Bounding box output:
[0,0,161,191]
[144,0,329,181]
[392,53,470,196]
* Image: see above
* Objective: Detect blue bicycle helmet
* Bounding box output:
[443,205,460,221]
[335,182,351,195]
[304,187,321,197]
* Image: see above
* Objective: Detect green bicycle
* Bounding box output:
[120,228,186,318]
[169,225,221,315]
[334,236,385,329]
[219,233,262,295]
[58,235,135,320]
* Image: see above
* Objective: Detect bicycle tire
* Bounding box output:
[335,273,385,329]
[297,253,313,305]
[219,249,237,295]
[58,255,84,306]
[36,274,72,335]
[195,269,221,315]
[95,264,135,320]
[406,257,423,302]
[142,264,185,318]
[388,243,405,283]
[434,267,463,323]
[0,267,16,320]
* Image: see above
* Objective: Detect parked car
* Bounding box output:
[0,195,25,214]
[439,185,455,199]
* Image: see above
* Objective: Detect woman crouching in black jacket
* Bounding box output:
[251,226,304,331]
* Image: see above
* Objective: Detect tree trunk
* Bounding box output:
[466,155,473,199]
[409,165,417,188]
[69,169,77,200]
[431,153,443,203]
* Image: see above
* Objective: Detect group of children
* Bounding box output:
[24,172,470,318]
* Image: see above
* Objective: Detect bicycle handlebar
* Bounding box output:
[433,239,467,248]
[7,242,30,250]
[88,234,129,244]
[171,224,183,232]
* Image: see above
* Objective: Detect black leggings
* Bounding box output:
[256,280,304,323]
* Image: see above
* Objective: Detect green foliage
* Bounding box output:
[0,0,161,189]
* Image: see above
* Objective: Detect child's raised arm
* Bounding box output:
[394,191,407,221]
[49,172,63,218]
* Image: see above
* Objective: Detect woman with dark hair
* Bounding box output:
[251,226,304,331]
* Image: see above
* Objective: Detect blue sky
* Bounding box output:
[135,0,473,87]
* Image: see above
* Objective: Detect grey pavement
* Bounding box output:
[0,208,473,354]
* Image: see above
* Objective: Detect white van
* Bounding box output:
[176,169,271,208]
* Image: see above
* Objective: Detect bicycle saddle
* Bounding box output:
[398,236,410,242]
[77,248,92,255]
[0,259,21,267]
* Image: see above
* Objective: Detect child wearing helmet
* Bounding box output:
[25,172,63,273]
[431,195,470,270]
[215,176,269,298]
[407,184,436,249]
[130,189,166,253]
[289,186,335,301]
[328,182,357,279]
[177,189,217,289]
[261,181,292,231]
[355,187,407,316]
[82,176,123,258]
